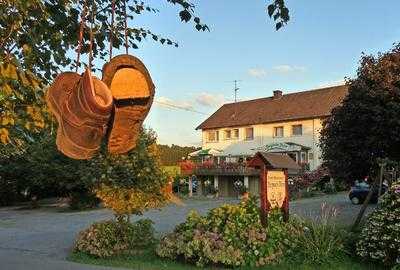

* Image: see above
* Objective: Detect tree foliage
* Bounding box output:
[320,44,400,183]
[0,128,169,211]
[0,0,208,149]
[157,144,198,166]
[0,131,96,206]
[92,128,170,216]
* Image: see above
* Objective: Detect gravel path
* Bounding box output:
[0,193,374,270]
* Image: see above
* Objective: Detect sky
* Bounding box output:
[92,0,400,146]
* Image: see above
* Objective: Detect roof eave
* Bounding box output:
[197,114,331,131]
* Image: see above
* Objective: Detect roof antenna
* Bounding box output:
[233,80,241,102]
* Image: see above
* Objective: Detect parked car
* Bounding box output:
[349,182,388,205]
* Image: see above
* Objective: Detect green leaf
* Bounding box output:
[179,10,191,22]
[267,4,276,17]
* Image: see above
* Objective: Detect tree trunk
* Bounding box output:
[351,178,378,232]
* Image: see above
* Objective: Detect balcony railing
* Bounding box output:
[194,162,260,176]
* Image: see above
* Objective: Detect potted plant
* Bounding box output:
[241,186,249,200]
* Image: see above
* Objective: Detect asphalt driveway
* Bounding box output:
[0,193,374,270]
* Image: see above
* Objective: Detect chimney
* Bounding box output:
[273,90,283,99]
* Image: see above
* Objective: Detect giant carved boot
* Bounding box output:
[102,54,155,154]
[46,69,113,159]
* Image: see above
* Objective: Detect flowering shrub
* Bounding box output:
[356,181,400,267]
[289,166,330,198]
[74,219,155,258]
[179,160,196,175]
[156,197,286,267]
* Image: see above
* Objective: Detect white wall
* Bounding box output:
[201,118,325,170]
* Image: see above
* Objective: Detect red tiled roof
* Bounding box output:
[196,85,348,130]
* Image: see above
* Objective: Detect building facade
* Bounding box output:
[192,85,348,197]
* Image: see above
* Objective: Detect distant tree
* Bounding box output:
[0,131,97,207]
[157,144,198,166]
[320,44,400,184]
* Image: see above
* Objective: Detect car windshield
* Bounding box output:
[355,181,370,188]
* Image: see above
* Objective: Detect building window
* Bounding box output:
[273,126,284,137]
[292,124,303,136]
[301,152,307,162]
[207,130,219,142]
[224,129,231,140]
[233,129,239,139]
[245,127,254,140]
[309,152,314,160]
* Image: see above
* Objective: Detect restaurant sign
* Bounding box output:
[266,170,286,208]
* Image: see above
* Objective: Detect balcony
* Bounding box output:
[194,162,260,176]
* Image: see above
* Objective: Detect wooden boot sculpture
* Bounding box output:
[102,54,155,154]
[46,69,113,159]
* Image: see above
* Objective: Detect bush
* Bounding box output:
[95,184,168,216]
[68,191,100,210]
[0,175,20,206]
[0,132,97,207]
[289,166,330,198]
[156,197,286,267]
[74,219,155,258]
[283,203,345,265]
[356,181,400,267]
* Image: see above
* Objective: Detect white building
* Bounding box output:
[192,85,348,197]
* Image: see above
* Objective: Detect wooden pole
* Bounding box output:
[351,177,378,232]
[378,162,385,198]
[260,165,267,227]
[283,169,289,222]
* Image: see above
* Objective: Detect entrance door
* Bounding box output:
[287,152,297,163]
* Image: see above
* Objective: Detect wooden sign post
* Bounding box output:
[249,152,295,226]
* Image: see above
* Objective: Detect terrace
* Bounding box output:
[193,161,260,176]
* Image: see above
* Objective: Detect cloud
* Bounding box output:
[195,92,226,107]
[318,79,346,88]
[155,96,194,110]
[272,65,307,73]
[248,68,267,78]
[247,65,307,78]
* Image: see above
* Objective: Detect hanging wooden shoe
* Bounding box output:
[102,0,155,154]
[46,69,113,159]
[46,0,113,159]
[102,54,155,154]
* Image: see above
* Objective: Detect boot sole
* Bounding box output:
[102,54,155,154]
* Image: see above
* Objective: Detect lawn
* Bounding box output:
[69,249,384,270]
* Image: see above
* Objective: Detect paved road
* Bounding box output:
[0,193,374,270]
